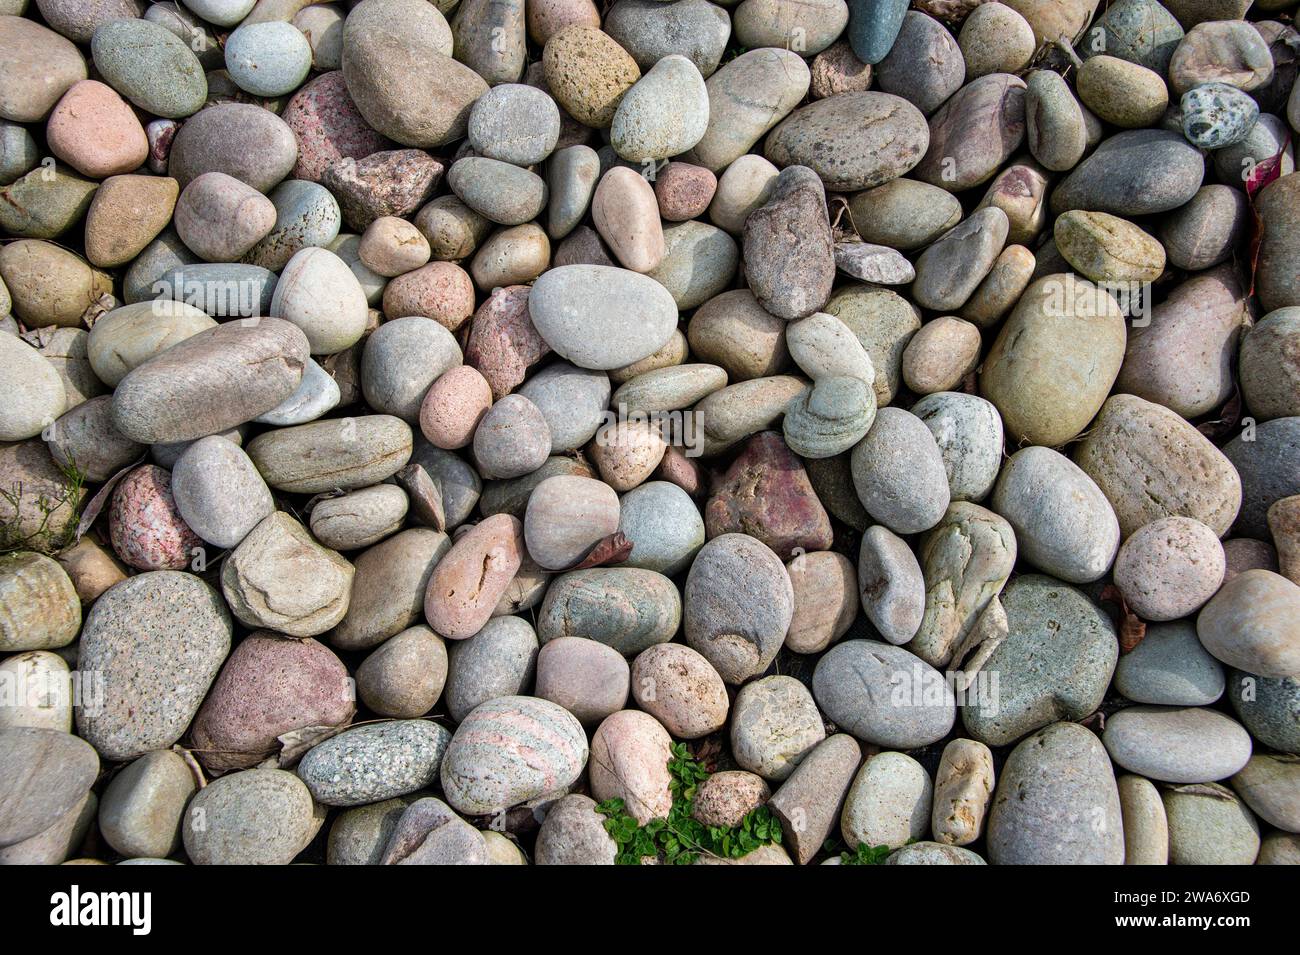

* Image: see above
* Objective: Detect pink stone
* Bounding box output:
[381,261,476,331]
[654,161,718,222]
[419,365,493,449]
[46,80,148,179]
[108,465,202,571]
[464,285,549,400]
[282,71,393,183]
[704,431,834,558]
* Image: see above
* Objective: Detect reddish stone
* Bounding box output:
[108,464,202,571]
[704,431,833,558]
[653,162,717,222]
[282,71,393,183]
[189,631,356,773]
[321,148,445,231]
[464,285,550,399]
[381,261,476,331]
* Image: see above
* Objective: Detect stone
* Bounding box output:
[604,0,730,78]
[841,751,933,850]
[542,25,640,128]
[981,274,1127,447]
[1117,774,1169,866]
[46,80,147,179]
[850,407,950,535]
[1054,210,1165,284]
[913,73,1026,192]
[965,575,1116,745]
[90,18,207,119]
[341,0,486,147]
[331,529,451,651]
[813,639,956,748]
[931,738,994,846]
[705,431,833,559]
[441,696,587,816]
[684,533,793,684]
[182,769,316,865]
[768,734,861,865]
[535,793,617,864]
[911,392,1004,504]
[283,71,393,183]
[1163,783,1260,866]
[167,103,298,194]
[912,208,1009,312]
[1231,755,1300,832]
[76,571,231,761]
[536,637,630,727]
[298,720,451,807]
[1197,570,1300,680]
[171,436,274,550]
[987,722,1124,865]
[0,16,87,123]
[1104,706,1251,785]
[611,55,708,162]
[991,446,1120,584]
[1113,517,1225,622]
[765,91,929,192]
[688,48,809,173]
[1074,394,1242,538]
[0,333,65,442]
[323,149,445,232]
[847,0,909,64]
[112,319,309,445]
[1050,129,1204,217]
[730,676,825,782]
[0,727,97,848]
[528,264,678,370]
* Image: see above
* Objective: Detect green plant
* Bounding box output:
[595,742,784,865]
[840,842,893,865]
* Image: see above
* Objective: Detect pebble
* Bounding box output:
[76,571,231,761]
[785,550,856,653]
[443,616,538,723]
[604,0,730,78]
[841,751,932,850]
[299,719,451,807]
[171,435,274,550]
[851,407,950,535]
[191,631,354,772]
[0,17,87,124]
[528,264,678,370]
[183,768,317,865]
[611,55,709,162]
[542,25,640,128]
[1163,782,1260,865]
[167,104,298,194]
[987,722,1124,865]
[534,793,616,865]
[981,274,1127,448]
[688,48,809,173]
[1117,774,1169,866]
[440,695,587,816]
[0,553,80,654]
[46,81,147,180]
[1051,129,1204,217]
[814,639,955,747]
[847,0,909,64]
[965,574,1114,743]
[592,166,665,272]
[331,528,450,651]
[1113,517,1225,622]
[226,21,313,98]
[90,18,207,119]
[1105,705,1251,785]
[536,636,630,727]
[0,651,72,732]
[1118,621,1226,707]
[1232,754,1300,832]
[247,414,413,495]
[221,512,354,637]
[931,738,994,846]
[1198,570,1300,680]
[991,446,1120,583]
[767,734,861,864]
